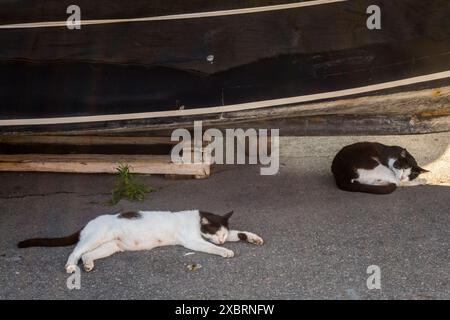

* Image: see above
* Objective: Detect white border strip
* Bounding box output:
[2,70,449,126]
[0,0,346,29]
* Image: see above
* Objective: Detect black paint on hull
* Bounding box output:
[0,0,449,132]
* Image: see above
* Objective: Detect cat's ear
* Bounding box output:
[223,211,234,221]
[400,149,407,158]
[201,217,210,225]
[416,166,429,174]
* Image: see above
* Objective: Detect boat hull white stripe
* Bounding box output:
[1,70,449,126]
[0,0,346,29]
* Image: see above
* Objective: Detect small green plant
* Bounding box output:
[108,164,156,205]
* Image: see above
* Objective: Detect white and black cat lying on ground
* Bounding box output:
[18,210,264,273]
[332,142,429,194]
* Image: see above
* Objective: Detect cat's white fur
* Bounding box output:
[65,210,263,273]
[352,157,426,187]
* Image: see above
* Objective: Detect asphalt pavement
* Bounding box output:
[0,134,448,299]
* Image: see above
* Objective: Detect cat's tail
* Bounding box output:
[336,179,396,195]
[17,230,81,248]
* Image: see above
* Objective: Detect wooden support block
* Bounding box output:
[0,154,211,177]
[0,135,213,178]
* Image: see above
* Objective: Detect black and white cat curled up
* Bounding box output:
[331,142,429,194]
[18,210,264,273]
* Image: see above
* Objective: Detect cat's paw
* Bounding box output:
[398,180,414,187]
[83,262,94,272]
[221,249,234,258]
[415,178,427,185]
[65,264,77,274]
[247,234,264,246]
[402,178,427,186]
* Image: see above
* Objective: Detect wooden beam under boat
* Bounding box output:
[1,80,449,136]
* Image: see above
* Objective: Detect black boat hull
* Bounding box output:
[0,0,449,134]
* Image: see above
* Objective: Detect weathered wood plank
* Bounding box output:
[40,83,447,137]
[0,154,211,176]
[0,135,178,145]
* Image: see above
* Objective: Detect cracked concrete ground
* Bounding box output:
[0,133,449,299]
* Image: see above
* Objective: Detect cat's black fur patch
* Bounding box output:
[199,211,232,234]
[118,211,142,219]
[238,233,248,241]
